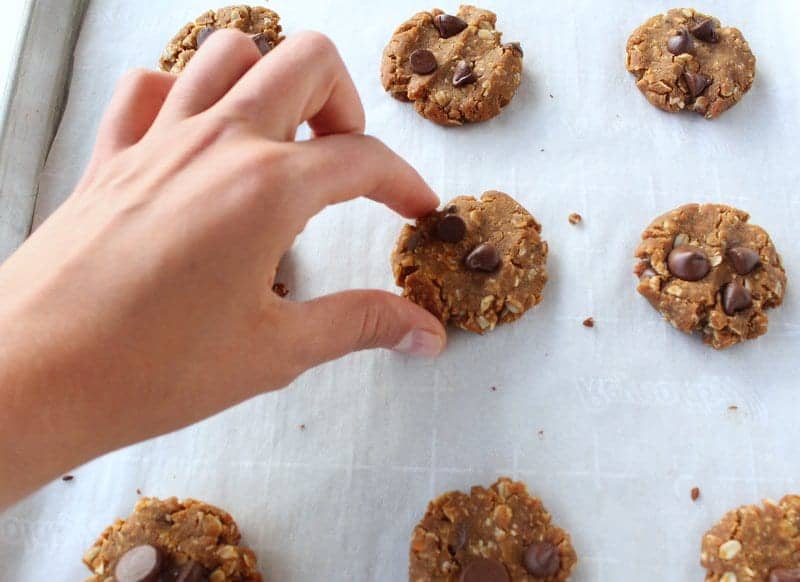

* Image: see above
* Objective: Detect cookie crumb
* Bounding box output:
[568,213,582,225]
[691,486,701,501]
[582,317,595,328]
[61,475,74,482]
[537,429,544,440]
[490,386,497,392]
[299,424,306,431]
[539,148,545,152]
[727,405,739,411]
[272,282,289,298]
[549,93,554,99]
[136,488,142,495]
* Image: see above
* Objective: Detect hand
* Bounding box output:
[0,30,445,509]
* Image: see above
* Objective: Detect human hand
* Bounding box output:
[0,30,445,508]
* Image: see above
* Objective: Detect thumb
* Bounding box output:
[292,290,446,368]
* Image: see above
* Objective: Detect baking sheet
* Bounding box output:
[3,1,800,580]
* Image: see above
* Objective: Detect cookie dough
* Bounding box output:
[626,8,755,119]
[82,497,262,581]
[634,203,786,350]
[409,477,577,581]
[159,5,283,74]
[381,5,523,126]
[392,191,548,334]
[701,496,800,581]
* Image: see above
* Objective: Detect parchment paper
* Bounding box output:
[4,1,800,580]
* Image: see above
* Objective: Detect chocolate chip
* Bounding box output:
[722,282,752,315]
[771,569,800,582]
[196,26,216,47]
[436,214,466,243]
[727,246,760,275]
[61,474,74,481]
[523,541,560,577]
[409,49,437,75]
[582,317,595,328]
[174,561,206,582]
[445,205,458,214]
[465,243,501,272]
[453,60,477,87]
[667,245,710,281]
[434,14,468,38]
[251,33,272,55]
[667,28,693,55]
[503,42,523,57]
[690,18,719,43]
[683,71,712,98]
[459,558,510,582]
[690,486,700,501]
[114,545,164,582]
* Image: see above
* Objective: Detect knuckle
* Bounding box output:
[294,31,337,59]
[117,68,151,91]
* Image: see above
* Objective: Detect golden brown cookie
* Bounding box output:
[409,477,577,581]
[159,5,283,74]
[392,191,548,334]
[634,203,786,350]
[626,8,755,119]
[82,497,262,581]
[700,496,800,581]
[381,5,523,126]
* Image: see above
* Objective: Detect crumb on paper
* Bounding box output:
[691,486,700,501]
[61,475,74,482]
[136,488,142,495]
[549,93,553,99]
[728,405,738,411]
[490,386,497,392]
[537,429,544,440]
[582,317,595,328]
[568,212,582,225]
[539,148,545,152]
[272,282,289,298]
[299,424,306,431]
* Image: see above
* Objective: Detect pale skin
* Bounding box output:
[0,31,447,510]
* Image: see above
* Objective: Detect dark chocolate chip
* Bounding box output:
[667,245,710,281]
[446,205,458,214]
[722,282,752,315]
[727,246,760,275]
[459,558,510,582]
[195,26,216,47]
[251,33,272,55]
[465,243,501,272]
[453,60,477,87]
[174,561,206,582]
[114,545,164,582]
[61,474,74,481]
[523,541,560,577]
[503,42,523,57]
[770,569,800,582]
[436,214,466,243]
[409,49,437,75]
[667,28,693,55]
[690,18,719,43]
[434,14,468,38]
[683,71,712,98]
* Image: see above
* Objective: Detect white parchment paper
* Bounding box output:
[4,1,800,580]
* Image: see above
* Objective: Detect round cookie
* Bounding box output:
[634,203,786,350]
[381,6,523,126]
[392,191,548,334]
[625,8,755,119]
[82,497,262,581]
[701,496,800,581]
[409,477,577,581]
[159,5,283,74]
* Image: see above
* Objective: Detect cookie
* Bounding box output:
[625,8,755,119]
[700,496,800,581]
[634,203,786,350]
[409,477,577,581]
[159,5,283,74]
[392,191,548,334]
[381,6,523,126]
[82,497,262,581]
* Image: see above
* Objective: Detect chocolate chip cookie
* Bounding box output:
[634,203,786,350]
[410,477,577,581]
[381,6,523,126]
[82,497,262,581]
[626,8,755,118]
[701,496,800,581]
[159,5,283,74]
[392,191,548,334]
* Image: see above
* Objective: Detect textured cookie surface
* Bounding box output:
[160,5,283,73]
[409,477,577,581]
[83,497,262,581]
[381,5,523,125]
[634,203,785,349]
[626,8,755,118]
[701,496,800,581]
[392,191,548,334]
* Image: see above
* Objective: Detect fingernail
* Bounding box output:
[393,329,444,357]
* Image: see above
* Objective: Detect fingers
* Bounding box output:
[215,31,365,140]
[288,290,446,369]
[155,29,262,126]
